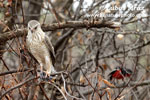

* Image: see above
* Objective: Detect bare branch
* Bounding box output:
[0,76,37,100]
[0,20,120,43]
[0,68,33,76]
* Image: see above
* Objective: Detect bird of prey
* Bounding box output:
[26,20,56,79]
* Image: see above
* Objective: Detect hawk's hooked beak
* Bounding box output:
[31,29,35,33]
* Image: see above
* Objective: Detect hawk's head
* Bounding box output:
[27,20,45,42]
[28,20,41,34]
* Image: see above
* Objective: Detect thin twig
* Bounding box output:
[61,73,83,100]
[0,76,37,99]
[0,68,33,76]
[49,82,68,100]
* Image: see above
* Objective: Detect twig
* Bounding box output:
[39,84,50,100]
[49,82,67,100]
[47,0,61,23]
[0,20,120,43]
[0,76,37,99]
[0,68,33,76]
[122,15,150,24]
[83,80,150,95]
[78,40,150,69]
[73,0,84,20]
[20,0,25,26]
[61,73,83,100]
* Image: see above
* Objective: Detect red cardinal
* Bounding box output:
[108,67,132,81]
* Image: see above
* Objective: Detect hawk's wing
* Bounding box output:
[44,35,56,65]
[26,39,39,63]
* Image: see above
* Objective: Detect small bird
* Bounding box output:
[26,20,56,79]
[108,67,132,81]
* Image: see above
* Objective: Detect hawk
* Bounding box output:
[26,20,56,79]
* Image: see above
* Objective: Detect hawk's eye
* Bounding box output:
[34,26,37,30]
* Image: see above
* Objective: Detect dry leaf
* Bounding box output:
[102,64,107,70]
[117,96,125,100]
[80,75,85,84]
[2,26,9,32]
[67,85,72,93]
[102,79,115,87]
[104,9,111,13]
[57,31,61,36]
[136,29,139,32]
[5,11,10,17]
[97,75,102,89]
[61,86,66,94]
[115,1,120,7]
[79,39,83,44]
[68,38,72,43]
[77,34,83,44]
[115,27,120,31]
[105,89,111,100]
[117,34,124,40]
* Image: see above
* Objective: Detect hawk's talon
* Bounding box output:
[39,71,56,82]
[40,72,47,80]
[40,71,53,81]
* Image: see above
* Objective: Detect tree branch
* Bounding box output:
[0,20,120,43]
[83,80,150,96]
[0,76,37,100]
[0,68,33,76]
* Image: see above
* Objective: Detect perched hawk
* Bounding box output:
[26,20,56,79]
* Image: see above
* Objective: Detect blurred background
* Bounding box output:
[0,0,150,100]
